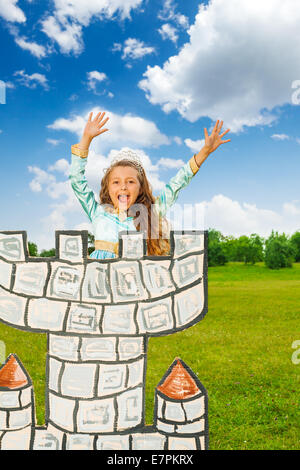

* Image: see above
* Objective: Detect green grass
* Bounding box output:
[0,262,299,449]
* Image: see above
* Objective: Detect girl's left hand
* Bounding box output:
[204,120,231,154]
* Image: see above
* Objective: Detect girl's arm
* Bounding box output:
[155,120,230,216]
[69,111,109,221]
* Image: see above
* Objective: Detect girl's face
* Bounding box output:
[108,165,141,210]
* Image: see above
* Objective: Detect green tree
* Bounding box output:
[208,228,228,266]
[39,248,56,257]
[264,231,295,269]
[88,231,95,255]
[28,241,38,257]
[290,231,300,262]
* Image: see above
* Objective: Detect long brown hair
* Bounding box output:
[100,160,170,256]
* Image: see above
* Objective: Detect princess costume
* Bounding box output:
[69,144,200,259]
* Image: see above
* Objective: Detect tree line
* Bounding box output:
[208,229,300,268]
[27,230,300,269]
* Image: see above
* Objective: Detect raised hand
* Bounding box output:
[83,111,109,140]
[78,111,109,150]
[204,120,230,154]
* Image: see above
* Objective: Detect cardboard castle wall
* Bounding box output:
[0,230,208,450]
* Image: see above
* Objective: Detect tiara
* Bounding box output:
[109,149,144,173]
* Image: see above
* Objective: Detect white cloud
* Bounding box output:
[158,0,189,29]
[41,0,143,55]
[184,138,205,153]
[158,23,178,43]
[47,138,64,146]
[47,107,170,149]
[13,70,49,90]
[271,134,290,141]
[0,0,26,23]
[121,38,155,60]
[155,157,184,169]
[86,70,107,92]
[140,0,300,132]
[48,159,70,175]
[170,194,300,237]
[41,15,84,55]
[14,36,47,58]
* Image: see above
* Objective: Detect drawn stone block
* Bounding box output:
[156,395,164,419]
[0,390,19,408]
[20,388,32,407]
[77,397,115,433]
[132,433,166,450]
[168,436,197,450]
[27,298,66,331]
[48,357,62,393]
[141,260,174,297]
[58,234,84,263]
[164,402,185,422]
[96,434,130,450]
[9,407,32,429]
[0,287,27,327]
[48,263,84,301]
[174,283,204,327]
[81,337,116,361]
[156,419,174,434]
[66,433,94,450]
[182,395,205,421]
[49,393,76,432]
[0,425,33,450]
[49,334,79,361]
[127,358,144,389]
[81,263,111,303]
[199,435,205,450]
[61,363,97,398]
[14,262,48,296]
[110,261,148,303]
[172,232,204,258]
[0,260,12,289]
[176,418,205,434]
[120,232,145,259]
[102,304,136,334]
[116,387,143,431]
[0,411,6,429]
[33,428,60,450]
[118,336,144,360]
[172,255,203,289]
[137,297,173,333]
[98,363,126,396]
[0,233,26,262]
[67,303,102,334]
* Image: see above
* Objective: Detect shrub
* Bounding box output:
[264,231,295,269]
[290,231,300,262]
[208,229,228,266]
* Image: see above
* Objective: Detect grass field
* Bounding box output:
[0,262,299,450]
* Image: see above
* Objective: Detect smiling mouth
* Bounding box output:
[118,195,129,203]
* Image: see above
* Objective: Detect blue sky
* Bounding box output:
[0,0,300,250]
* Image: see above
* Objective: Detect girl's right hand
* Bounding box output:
[77,111,109,151]
[83,111,109,141]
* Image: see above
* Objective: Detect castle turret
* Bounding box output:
[0,354,35,450]
[154,358,208,450]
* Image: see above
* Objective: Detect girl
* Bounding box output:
[69,111,230,258]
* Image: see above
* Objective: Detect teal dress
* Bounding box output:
[69,151,199,259]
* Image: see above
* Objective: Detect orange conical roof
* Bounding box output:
[0,354,29,389]
[157,358,200,399]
